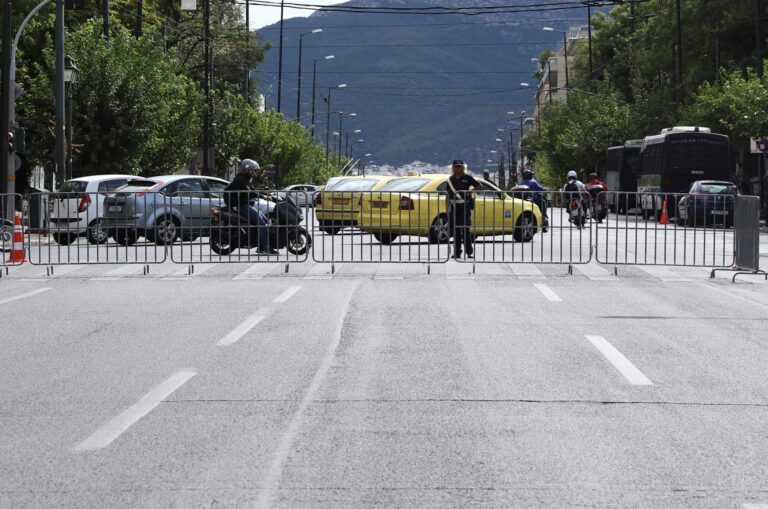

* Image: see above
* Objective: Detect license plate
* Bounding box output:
[333,198,350,205]
[109,205,123,212]
[711,210,728,216]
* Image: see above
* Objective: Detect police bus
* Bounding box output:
[637,126,732,218]
[602,139,642,213]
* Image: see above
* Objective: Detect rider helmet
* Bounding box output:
[589,173,598,181]
[240,159,261,172]
[522,169,533,180]
[566,170,577,179]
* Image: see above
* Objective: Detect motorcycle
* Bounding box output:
[209,193,311,256]
[510,184,549,233]
[586,183,608,223]
[566,193,586,229]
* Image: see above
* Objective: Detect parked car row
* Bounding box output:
[49,175,314,246]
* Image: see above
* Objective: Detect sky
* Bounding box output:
[249,1,347,30]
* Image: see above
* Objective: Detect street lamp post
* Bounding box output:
[276,0,285,113]
[543,27,568,90]
[325,84,346,163]
[296,29,322,121]
[64,55,79,182]
[311,55,334,137]
[337,112,356,165]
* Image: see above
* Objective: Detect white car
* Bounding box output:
[278,184,318,208]
[49,175,134,245]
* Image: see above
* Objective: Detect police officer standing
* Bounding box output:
[445,159,481,259]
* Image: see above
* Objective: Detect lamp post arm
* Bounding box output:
[11,0,53,81]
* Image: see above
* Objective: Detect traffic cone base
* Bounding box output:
[6,213,28,264]
[659,200,670,225]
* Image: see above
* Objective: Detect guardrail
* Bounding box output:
[712,195,767,281]
[170,190,311,265]
[27,192,167,265]
[311,190,451,264]
[595,191,735,267]
[451,190,591,264]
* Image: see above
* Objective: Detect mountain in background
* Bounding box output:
[255,0,588,169]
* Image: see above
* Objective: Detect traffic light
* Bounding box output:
[13,128,25,153]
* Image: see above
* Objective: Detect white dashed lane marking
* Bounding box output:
[585,335,653,386]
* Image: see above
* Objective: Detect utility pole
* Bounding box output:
[103,0,109,38]
[202,0,211,175]
[675,0,683,97]
[325,88,331,164]
[757,0,764,78]
[276,0,285,113]
[1,0,11,206]
[587,1,593,82]
[55,0,66,188]
[244,0,249,102]
[136,0,142,37]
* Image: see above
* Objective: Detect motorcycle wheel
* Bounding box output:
[210,227,235,256]
[286,228,310,255]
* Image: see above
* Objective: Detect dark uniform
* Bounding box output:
[446,173,480,258]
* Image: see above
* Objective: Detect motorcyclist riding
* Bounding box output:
[518,169,548,220]
[224,159,277,255]
[586,172,608,223]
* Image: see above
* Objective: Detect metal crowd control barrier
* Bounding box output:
[170,190,311,265]
[595,191,735,267]
[453,190,592,265]
[311,190,451,264]
[712,195,766,282]
[27,191,166,266]
[1,194,23,270]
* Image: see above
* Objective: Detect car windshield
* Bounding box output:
[57,181,88,194]
[332,179,382,192]
[117,180,159,193]
[380,178,431,192]
[700,183,738,195]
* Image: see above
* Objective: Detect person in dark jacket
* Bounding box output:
[224,159,276,254]
[445,159,481,259]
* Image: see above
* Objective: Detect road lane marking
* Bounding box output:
[509,264,546,279]
[74,370,196,451]
[255,281,360,509]
[534,283,562,302]
[585,335,653,386]
[0,287,51,305]
[303,263,339,280]
[217,312,271,346]
[163,264,217,279]
[273,286,302,304]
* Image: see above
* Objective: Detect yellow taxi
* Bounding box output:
[314,175,393,234]
[358,174,542,244]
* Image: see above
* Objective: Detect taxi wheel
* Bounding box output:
[513,212,536,243]
[428,214,450,244]
[374,232,398,245]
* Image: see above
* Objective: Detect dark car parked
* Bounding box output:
[676,180,739,227]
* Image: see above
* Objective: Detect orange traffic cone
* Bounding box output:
[659,200,670,225]
[6,213,28,263]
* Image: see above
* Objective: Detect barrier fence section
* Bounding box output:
[170,190,311,264]
[453,190,592,264]
[1,194,23,268]
[27,191,166,265]
[311,190,451,263]
[595,191,735,267]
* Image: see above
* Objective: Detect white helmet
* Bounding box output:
[567,170,577,179]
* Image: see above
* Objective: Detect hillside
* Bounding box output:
[254,0,586,168]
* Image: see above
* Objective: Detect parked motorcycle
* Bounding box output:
[510,184,549,233]
[209,193,311,256]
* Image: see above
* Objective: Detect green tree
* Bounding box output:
[21,21,202,176]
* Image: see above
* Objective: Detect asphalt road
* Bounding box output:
[1,215,767,508]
